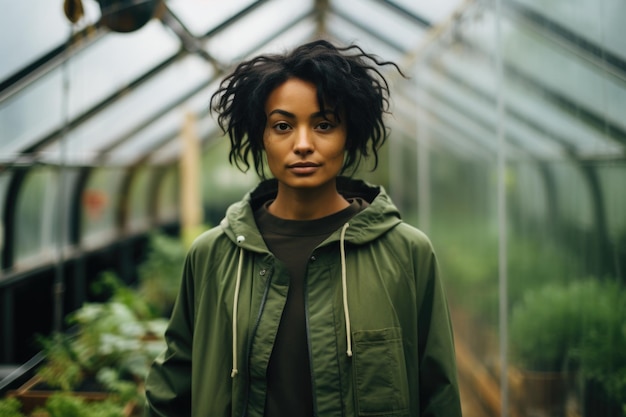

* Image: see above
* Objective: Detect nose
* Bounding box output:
[293,127,314,155]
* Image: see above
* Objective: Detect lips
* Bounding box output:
[287,161,321,174]
[288,162,320,168]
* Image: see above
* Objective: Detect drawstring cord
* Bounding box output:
[231,235,245,378]
[231,224,352,378]
[340,223,352,357]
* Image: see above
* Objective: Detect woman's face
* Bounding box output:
[263,77,346,192]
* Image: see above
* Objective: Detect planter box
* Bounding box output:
[7,375,137,416]
[512,370,575,417]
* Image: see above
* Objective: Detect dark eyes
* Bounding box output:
[317,121,333,131]
[275,122,290,131]
[271,121,335,132]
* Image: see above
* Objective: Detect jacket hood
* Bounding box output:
[220,177,402,251]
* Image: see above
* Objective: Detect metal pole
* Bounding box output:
[53,26,74,333]
[495,0,509,415]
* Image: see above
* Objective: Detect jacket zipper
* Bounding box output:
[304,256,319,417]
[240,265,273,417]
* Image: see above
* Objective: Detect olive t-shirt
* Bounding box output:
[254,199,365,417]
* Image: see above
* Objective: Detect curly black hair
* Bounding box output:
[210,39,403,177]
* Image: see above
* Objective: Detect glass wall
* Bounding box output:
[402,1,626,416]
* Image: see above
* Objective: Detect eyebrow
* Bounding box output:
[267,109,336,119]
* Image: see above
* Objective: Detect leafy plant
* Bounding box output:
[509,279,617,372]
[91,271,155,320]
[35,333,83,391]
[35,301,166,393]
[573,280,626,413]
[0,396,26,417]
[35,392,125,417]
[137,232,187,317]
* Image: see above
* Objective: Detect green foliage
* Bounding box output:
[37,393,125,417]
[436,221,577,328]
[137,232,187,317]
[96,367,143,405]
[36,300,167,392]
[572,280,626,411]
[35,333,83,391]
[25,230,179,414]
[91,271,155,320]
[0,397,26,417]
[510,279,623,373]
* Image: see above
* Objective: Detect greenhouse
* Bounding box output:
[1,0,625,416]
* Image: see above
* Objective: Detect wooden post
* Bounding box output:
[180,111,203,248]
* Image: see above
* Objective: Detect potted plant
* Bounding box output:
[509,279,623,416]
[8,298,166,416]
[573,279,626,417]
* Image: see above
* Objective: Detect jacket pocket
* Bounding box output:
[353,327,409,416]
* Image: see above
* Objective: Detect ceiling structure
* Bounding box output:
[1,0,625,171]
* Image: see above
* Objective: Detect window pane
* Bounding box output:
[128,166,152,233]
[14,167,76,267]
[0,171,10,270]
[156,165,180,223]
[167,0,257,37]
[81,167,125,248]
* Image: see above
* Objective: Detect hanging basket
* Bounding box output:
[96,0,164,33]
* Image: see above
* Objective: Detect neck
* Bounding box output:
[268,183,349,220]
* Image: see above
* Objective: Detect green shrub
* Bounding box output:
[36,301,166,392]
[137,232,187,317]
[38,393,125,417]
[573,280,626,412]
[509,279,621,373]
[0,397,26,417]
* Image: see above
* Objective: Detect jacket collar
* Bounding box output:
[220,177,402,250]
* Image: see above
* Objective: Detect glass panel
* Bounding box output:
[0,171,10,270]
[0,21,178,156]
[0,70,64,155]
[81,167,125,248]
[406,2,626,415]
[167,0,257,37]
[41,55,213,165]
[331,0,428,52]
[204,0,311,64]
[66,20,180,119]
[156,165,180,223]
[416,67,565,158]
[14,167,76,267]
[325,14,406,64]
[127,166,152,232]
[425,10,624,158]
[598,163,626,241]
[0,0,69,80]
[499,16,626,136]
[391,0,465,24]
[201,137,257,226]
[512,0,626,59]
[552,163,593,229]
[107,111,186,165]
[239,17,317,59]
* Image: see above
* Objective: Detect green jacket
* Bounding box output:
[145,178,462,417]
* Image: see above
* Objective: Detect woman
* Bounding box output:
[145,40,462,417]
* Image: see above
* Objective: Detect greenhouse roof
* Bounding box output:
[1,0,625,168]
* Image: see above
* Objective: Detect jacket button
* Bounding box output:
[310,255,316,262]
[259,269,267,276]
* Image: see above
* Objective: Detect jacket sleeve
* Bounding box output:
[144,252,196,417]
[417,247,463,417]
